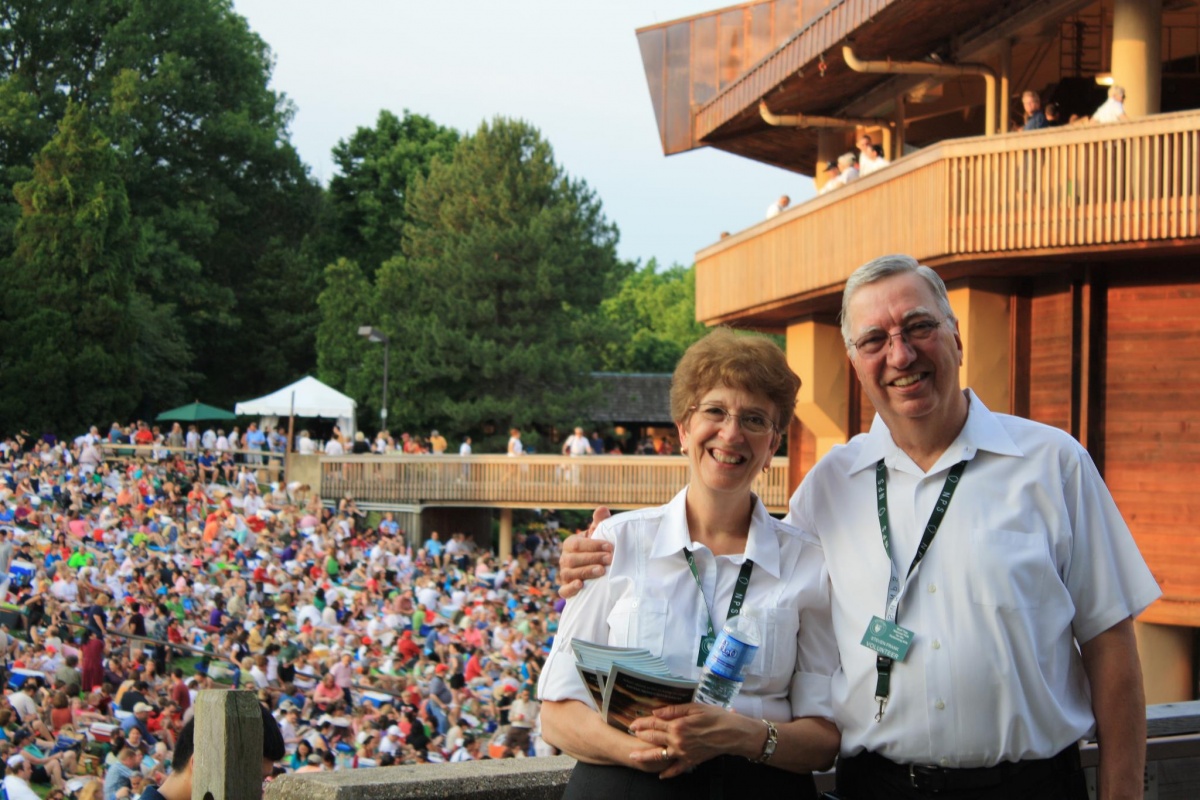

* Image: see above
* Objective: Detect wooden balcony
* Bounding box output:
[320,455,790,513]
[696,109,1200,327]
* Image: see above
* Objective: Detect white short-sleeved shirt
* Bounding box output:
[1092,97,1126,123]
[539,487,838,723]
[788,389,1161,767]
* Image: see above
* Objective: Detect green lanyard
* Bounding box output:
[873,457,967,720]
[682,549,754,667]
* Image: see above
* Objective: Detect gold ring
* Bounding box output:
[661,748,669,760]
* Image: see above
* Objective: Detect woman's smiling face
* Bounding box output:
[677,384,780,499]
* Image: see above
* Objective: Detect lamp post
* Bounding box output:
[357,326,390,432]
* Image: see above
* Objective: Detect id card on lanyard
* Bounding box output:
[862,458,966,721]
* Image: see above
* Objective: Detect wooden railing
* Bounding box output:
[694,109,1200,325]
[320,455,791,513]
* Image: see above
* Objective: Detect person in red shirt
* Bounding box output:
[170,668,191,713]
[397,631,421,667]
[134,422,155,445]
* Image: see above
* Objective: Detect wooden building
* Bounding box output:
[636,0,1200,701]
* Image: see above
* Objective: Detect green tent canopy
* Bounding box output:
[155,401,238,422]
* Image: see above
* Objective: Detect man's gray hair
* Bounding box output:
[839,254,956,346]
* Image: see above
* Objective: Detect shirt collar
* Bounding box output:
[848,389,1024,475]
[649,487,782,579]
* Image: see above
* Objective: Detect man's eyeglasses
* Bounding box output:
[850,319,944,357]
[690,404,777,436]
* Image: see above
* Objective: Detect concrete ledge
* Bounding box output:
[265,756,577,800]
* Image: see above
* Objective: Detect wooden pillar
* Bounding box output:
[998,39,1012,134]
[1112,0,1162,117]
[893,93,906,159]
[1135,621,1195,704]
[498,508,513,561]
[815,130,841,193]
[947,280,1012,414]
[786,318,850,461]
[193,691,262,800]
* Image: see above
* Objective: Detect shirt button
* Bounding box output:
[935,700,945,710]
[932,640,941,650]
[631,600,639,608]
[928,584,937,594]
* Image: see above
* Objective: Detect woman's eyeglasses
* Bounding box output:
[690,404,777,436]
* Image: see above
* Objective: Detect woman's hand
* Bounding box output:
[628,703,763,779]
[626,738,677,774]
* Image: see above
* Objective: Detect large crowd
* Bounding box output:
[0,426,566,800]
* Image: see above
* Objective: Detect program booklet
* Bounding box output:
[570,640,698,732]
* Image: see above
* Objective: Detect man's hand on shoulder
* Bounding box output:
[558,507,614,599]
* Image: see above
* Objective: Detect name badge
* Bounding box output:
[860,616,914,662]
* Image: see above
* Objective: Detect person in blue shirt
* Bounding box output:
[1022,90,1048,130]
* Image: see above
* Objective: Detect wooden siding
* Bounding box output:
[320,454,791,514]
[695,110,1200,326]
[1103,279,1200,626]
[1026,284,1075,435]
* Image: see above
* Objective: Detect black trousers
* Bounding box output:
[835,747,1088,800]
[564,756,818,800]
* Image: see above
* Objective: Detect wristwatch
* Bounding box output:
[751,719,778,764]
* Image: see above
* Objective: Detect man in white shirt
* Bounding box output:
[297,431,316,455]
[1092,85,1128,123]
[858,135,890,175]
[3,755,40,800]
[323,436,344,456]
[561,427,593,456]
[561,254,1159,800]
[765,194,790,218]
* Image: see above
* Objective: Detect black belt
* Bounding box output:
[842,745,1081,794]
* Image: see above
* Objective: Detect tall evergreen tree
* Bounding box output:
[374,117,629,441]
[0,102,140,432]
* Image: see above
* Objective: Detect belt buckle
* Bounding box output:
[908,763,948,793]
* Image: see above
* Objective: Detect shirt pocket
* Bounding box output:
[743,607,799,679]
[965,527,1050,609]
[606,596,668,654]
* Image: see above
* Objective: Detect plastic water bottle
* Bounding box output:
[694,610,760,709]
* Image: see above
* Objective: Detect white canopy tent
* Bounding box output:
[235,376,357,441]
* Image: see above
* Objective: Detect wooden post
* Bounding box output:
[193,690,263,800]
[498,508,513,562]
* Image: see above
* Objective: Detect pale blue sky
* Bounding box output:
[232,0,815,269]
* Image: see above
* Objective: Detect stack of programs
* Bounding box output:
[571,640,698,732]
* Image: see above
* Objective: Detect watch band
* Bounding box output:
[751,719,778,764]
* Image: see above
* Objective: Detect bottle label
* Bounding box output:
[704,630,758,682]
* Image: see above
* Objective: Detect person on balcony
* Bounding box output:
[1021,90,1048,130]
[540,328,840,799]
[1092,85,1128,123]
[559,254,1160,800]
[766,195,790,218]
[858,135,890,175]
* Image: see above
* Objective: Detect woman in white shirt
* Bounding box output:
[538,329,839,799]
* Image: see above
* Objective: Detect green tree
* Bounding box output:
[371,117,628,442]
[325,109,460,278]
[316,257,377,415]
[0,0,322,422]
[0,102,140,433]
[599,259,708,372]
